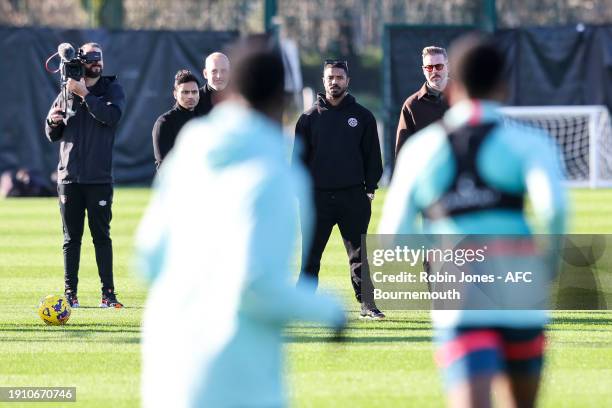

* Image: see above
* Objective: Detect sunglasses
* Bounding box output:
[324,59,348,70]
[83,51,102,64]
[422,63,445,72]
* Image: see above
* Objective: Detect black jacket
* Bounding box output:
[293,93,383,193]
[45,76,126,184]
[152,104,197,168]
[194,83,215,116]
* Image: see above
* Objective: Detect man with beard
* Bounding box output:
[152,70,200,168]
[395,46,450,158]
[45,42,126,309]
[195,52,231,116]
[293,60,384,319]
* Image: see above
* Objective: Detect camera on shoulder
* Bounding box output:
[58,43,101,81]
[45,43,102,118]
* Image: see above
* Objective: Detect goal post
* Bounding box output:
[499,106,612,188]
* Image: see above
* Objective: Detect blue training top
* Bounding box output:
[136,101,345,408]
[379,99,568,328]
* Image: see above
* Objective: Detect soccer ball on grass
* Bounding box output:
[38,295,71,326]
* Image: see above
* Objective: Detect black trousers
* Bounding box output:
[298,186,375,303]
[58,183,114,293]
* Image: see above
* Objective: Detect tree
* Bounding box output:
[80,0,124,29]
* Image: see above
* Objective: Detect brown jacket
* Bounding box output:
[395,82,449,158]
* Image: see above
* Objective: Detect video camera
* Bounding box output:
[57,43,101,81]
[47,43,102,118]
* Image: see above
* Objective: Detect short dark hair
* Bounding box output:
[174,69,200,89]
[449,34,506,98]
[229,35,285,111]
[323,59,348,75]
[80,42,102,51]
[422,46,447,60]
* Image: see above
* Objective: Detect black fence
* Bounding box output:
[383,24,612,171]
[0,26,238,184]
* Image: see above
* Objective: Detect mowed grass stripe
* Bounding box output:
[0,187,611,407]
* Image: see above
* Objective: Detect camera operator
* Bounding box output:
[45,42,126,309]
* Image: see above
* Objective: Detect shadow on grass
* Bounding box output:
[551,315,612,325]
[0,336,141,344]
[77,306,144,310]
[287,317,432,330]
[1,321,140,328]
[0,322,141,333]
[0,327,141,333]
[349,322,432,329]
[284,335,431,344]
[288,326,432,335]
[351,317,431,323]
[547,326,612,333]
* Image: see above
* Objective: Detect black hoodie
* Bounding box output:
[293,93,383,193]
[45,76,125,184]
[194,83,215,116]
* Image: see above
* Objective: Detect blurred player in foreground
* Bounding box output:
[135,37,346,408]
[379,34,567,408]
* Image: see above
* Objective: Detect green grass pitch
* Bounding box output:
[0,188,611,407]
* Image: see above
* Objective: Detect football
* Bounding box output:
[38,295,71,326]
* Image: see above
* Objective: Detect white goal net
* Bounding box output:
[500,106,612,188]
